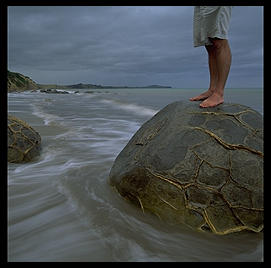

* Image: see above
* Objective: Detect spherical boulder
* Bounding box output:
[8,114,41,163]
[109,101,263,235]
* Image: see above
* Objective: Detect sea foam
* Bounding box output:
[100,99,158,117]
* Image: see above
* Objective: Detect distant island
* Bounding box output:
[8,70,171,92]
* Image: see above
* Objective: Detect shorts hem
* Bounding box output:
[194,34,228,47]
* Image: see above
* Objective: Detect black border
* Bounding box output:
[2,0,265,263]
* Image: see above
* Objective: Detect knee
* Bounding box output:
[210,38,228,50]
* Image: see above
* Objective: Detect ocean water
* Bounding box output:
[7,87,263,262]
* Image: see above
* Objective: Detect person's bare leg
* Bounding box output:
[190,45,218,101]
[200,39,231,108]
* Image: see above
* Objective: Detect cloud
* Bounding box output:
[8,6,263,87]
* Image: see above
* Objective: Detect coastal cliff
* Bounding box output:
[8,71,39,92]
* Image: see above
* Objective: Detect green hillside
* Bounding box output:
[8,71,39,92]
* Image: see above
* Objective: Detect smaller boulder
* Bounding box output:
[8,115,41,163]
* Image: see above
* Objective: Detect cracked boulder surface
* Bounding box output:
[109,101,263,235]
[8,114,41,163]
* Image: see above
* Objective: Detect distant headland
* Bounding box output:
[7,70,171,92]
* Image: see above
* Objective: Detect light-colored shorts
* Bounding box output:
[193,6,232,47]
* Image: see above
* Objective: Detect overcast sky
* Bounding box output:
[8,6,263,88]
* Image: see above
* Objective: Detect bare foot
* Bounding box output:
[189,90,214,101]
[199,93,224,108]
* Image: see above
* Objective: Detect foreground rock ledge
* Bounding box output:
[8,114,41,163]
[109,101,263,235]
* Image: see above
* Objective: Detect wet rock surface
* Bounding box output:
[109,101,263,235]
[8,115,41,163]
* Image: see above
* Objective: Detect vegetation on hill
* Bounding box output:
[8,71,38,92]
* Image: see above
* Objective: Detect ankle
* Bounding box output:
[213,91,224,98]
[208,88,216,93]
